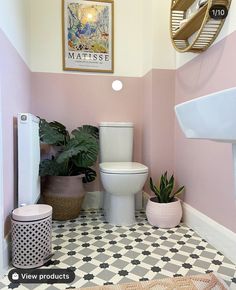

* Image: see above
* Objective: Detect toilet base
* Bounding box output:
[104,192,136,226]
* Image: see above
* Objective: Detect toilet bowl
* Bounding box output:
[99,122,148,225]
[100,162,148,225]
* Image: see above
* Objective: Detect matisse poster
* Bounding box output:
[63,0,114,72]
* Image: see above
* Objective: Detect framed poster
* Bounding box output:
[62,0,114,73]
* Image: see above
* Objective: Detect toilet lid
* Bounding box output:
[12,204,52,222]
[100,162,148,174]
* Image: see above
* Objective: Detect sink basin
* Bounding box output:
[175,87,236,198]
[175,87,236,143]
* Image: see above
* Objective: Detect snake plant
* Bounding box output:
[150,172,184,203]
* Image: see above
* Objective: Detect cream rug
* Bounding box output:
[80,273,229,290]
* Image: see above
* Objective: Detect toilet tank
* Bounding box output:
[99,122,133,162]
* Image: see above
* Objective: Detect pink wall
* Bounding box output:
[175,30,236,233]
[142,70,153,184]
[31,73,144,163]
[0,29,31,234]
[142,69,175,193]
[152,70,175,179]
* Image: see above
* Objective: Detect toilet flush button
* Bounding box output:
[112,80,123,91]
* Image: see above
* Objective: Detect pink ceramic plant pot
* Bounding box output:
[146,197,182,228]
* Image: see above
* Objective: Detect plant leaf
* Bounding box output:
[168,174,174,193]
[160,183,172,203]
[82,168,97,183]
[72,132,99,167]
[164,171,168,182]
[39,159,67,176]
[150,177,159,196]
[171,186,185,198]
[56,139,81,163]
[159,174,164,191]
[67,165,97,182]
[150,177,155,192]
[72,125,99,140]
[39,118,69,145]
[57,133,99,168]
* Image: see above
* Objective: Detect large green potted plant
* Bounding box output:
[39,118,99,220]
[146,172,184,228]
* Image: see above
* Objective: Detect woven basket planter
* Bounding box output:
[146,197,182,228]
[42,175,85,220]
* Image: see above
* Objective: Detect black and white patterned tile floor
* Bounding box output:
[1,210,236,289]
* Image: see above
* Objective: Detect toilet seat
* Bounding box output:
[100,162,148,174]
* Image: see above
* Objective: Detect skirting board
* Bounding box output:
[182,202,236,264]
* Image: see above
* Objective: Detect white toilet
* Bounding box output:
[99,122,148,226]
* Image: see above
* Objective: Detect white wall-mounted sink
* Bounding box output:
[175,87,236,143]
[175,87,236,198]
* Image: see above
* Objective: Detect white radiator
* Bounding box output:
[17,113,40,207]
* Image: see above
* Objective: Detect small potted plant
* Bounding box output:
[146,172,184,228]
[39,118,99,220]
